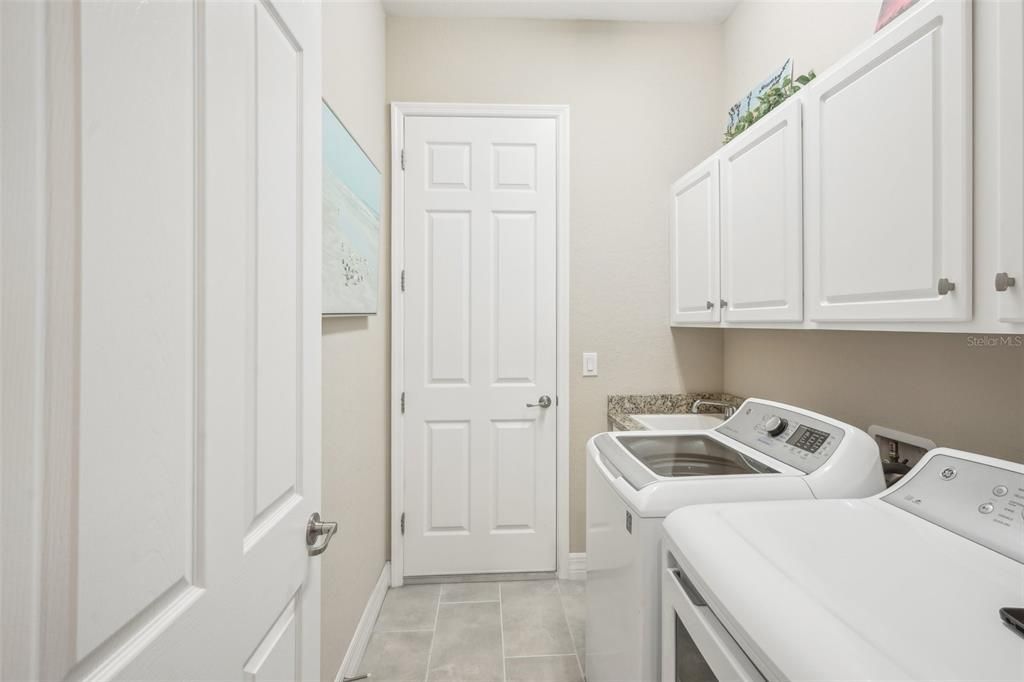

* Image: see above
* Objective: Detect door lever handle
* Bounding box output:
[527,395,552,408]
[306,512,338,556]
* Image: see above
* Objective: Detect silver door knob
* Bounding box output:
[527,395,552,408]
[995,272,1017,292]
[306,512,338,556]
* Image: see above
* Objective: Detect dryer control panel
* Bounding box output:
[715,401,846,474]
[883,453,1024,563]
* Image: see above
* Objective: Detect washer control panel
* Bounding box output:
[715,401,846,473]
[883,454,1024,563]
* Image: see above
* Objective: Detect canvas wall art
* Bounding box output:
[875,0,918,31]
[725,57,793,137]
[322,100,381,316]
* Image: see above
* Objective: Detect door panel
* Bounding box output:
[720,101,803,323]
[997,0,1024,322]
[77,0,199,660]
[670,159,720,324]
[426,211,472,384]
[250,0,303,537]
[1,1,322,679]
[805,0,971,321]
[403,116,557,576]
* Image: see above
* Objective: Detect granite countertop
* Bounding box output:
[607,392,745,431]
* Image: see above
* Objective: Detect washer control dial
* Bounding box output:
[765,416,789,437]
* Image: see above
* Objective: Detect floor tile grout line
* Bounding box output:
[503,653,581,660]
[438,599,500,604]
[556,580,586,681]
[498,583,508,682]
[421,592,442,682]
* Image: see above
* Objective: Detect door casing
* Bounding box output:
[389,102,570,586]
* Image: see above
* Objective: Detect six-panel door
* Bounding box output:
[401,115,558,576]
[804,0,972,322]
[670,159,721,325]
[720,100,803,323]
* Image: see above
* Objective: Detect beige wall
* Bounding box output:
[321,1,388,678]
[387,17,727,551]
[720,2,1024,464]
[725,330,1024,462]
[721,1,877,111]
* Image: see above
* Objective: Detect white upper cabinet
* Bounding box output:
[804,0,972,322]
[670,158,720,324]
[720,100,803,323]
[997,0,1024,323]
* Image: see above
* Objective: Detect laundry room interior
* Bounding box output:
[4,0,1023,680]
[321,0,1024,680]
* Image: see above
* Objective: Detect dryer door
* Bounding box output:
[661,556,764,682]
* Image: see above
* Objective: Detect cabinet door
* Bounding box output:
[720,100,803,323]
[805,0,972,322]
[997,0,1024,323]
[670,158,720,324]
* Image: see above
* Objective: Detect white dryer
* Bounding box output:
[661,448,1024,681]
[585,398,884,682]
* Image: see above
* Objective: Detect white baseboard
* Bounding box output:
[334,561,391,682]
[566,552,586,581]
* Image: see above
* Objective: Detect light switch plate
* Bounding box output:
[583,352,598,377]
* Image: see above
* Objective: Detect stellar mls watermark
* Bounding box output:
[966,335,1024,348]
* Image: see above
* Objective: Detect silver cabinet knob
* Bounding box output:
[995,272,1017,292]
[527,395,552,408]
[937,278,956,296]
[705,300,713,310]
[306,512,338,556]
[720,299,728,308]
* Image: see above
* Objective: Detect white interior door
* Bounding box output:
[720,101,803,323]
[804,0,972,322]
[400,114,558,577]
[1,1,323,679]
[670,158,720,325]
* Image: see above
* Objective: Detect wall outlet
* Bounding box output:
[582,352,598,377]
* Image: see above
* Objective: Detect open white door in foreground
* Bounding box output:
[1,1,323,679]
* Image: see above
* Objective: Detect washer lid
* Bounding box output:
[663,498,1024,681]
[593,433,778,490]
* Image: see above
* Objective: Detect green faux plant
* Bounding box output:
[723,70,817,144]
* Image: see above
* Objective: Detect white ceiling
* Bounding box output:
[381,0,741,24]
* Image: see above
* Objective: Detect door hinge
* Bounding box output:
[401,391,406,413]
[400,512,405,535]
[401,269,406,292]
[400,149,406,171]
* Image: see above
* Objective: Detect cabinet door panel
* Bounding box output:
[670,159,720,324]
[805,0,971,322]
[997,0,1024,323]
[721,101,802,323]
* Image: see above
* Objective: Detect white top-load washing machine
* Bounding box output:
[585,398,884,682]
[661,448,1024,681]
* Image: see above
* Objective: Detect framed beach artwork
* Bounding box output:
[322,100,382,316]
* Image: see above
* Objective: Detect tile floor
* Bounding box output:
[357,580,585,682]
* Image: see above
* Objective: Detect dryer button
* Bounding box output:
[978,503,995,515]
[993,485,1008,497]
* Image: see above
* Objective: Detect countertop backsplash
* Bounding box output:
[607,392,745,431]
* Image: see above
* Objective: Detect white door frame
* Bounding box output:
[389,102,570,586]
